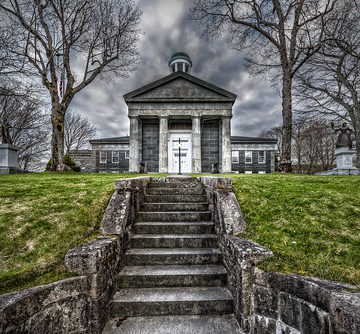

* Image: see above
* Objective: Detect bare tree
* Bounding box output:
[296,0,360,167]
[0,0,141,171]
[64,110,96,155]
[261,117,335,174]
[191,0,337,172]
[0,90,50,171]
[292,117,335,173]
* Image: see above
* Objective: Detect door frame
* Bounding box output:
[168,130,192,174]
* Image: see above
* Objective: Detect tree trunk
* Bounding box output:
[280,70,293,172]
[50,103,70,171]
[354,118,360,168]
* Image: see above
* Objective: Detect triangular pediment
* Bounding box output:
[124,72,236,103]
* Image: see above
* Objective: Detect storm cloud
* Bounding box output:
[72,0,282,139]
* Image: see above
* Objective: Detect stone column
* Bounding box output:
[159,116,168,173]
[129,116,139,172]
[222,116,232,173]
[192,116,202,173]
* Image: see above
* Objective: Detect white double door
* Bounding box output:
[168,132,192,174]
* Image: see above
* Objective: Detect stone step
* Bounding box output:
[141,202,209,212]
[103,314,243,334]
[144,194,208,203]
[133,222,215,234]
[130,234,218,248]
[151,177,200,183]
[138,211,212,222]
[117,265,227,288]
[146,187,204,195]
[149,182,201,188]
[110,287,233,317]
[125,248,221,265]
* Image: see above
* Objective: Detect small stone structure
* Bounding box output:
[0,176,359,333]
[0,144,21,174]
[317,147,359,175]
[317,122,359,175]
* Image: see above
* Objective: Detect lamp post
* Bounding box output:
[178,138,182,175]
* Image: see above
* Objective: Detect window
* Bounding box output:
[112,151,119,163]
[245,151,252,164]
[100,151,107,164]
[258,151,265,164]
[232,151,239,163]
[125,150,130,159]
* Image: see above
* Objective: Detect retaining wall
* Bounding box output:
[200,176,360,334]
[0,177,150,334]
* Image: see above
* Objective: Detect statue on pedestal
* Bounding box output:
[331,122,353,149]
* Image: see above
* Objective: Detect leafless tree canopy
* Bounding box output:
[0,89,50,171]
[191,0,337,172]
[261,117,335,174]
[295,0,360,167]
[0,0,141,171]
[64,110,96,155]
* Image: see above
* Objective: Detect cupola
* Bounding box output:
[169,52,192,74]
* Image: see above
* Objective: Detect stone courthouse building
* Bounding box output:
[73,53,277,173]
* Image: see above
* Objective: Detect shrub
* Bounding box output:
[63,154,81,172]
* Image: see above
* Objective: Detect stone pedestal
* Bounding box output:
[0,144,21,174]
[335,148,356,170]
[316,147,359,175]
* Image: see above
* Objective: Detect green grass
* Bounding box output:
[0,172,166,294]
[194,173,360,286]
[1,173,359,294]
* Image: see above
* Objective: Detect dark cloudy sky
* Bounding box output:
[72,0,282,140]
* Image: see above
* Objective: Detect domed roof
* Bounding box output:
[169,52,192,65]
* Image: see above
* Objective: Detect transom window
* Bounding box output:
[258,151,265,163]
[232,151,239,163]
[100,151,107,164]
[112,151,119,163]
[245,151,252,164]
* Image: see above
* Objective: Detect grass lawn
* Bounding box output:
[0,172,165,294]
[194,173,360,287]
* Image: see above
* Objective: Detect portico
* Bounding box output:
[124,52,236,174]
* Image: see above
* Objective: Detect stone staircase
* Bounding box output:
[103,177,242,334]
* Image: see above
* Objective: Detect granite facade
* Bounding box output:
[201,121,220,172]
[141,121,160,172]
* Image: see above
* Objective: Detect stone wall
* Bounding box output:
[0,177,151,334]
[201,121,220,173]
[142,121,159,172]
[200,176,360,334]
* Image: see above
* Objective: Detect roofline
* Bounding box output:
[231,136,278,144]
[123,71,237,103]
[89,135,277,145]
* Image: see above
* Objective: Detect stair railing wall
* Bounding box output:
[200,176,360,334]
[0,177,151,334]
